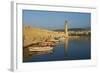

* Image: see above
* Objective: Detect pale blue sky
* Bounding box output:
[23,10,91,30]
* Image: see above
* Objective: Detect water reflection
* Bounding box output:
[23,36,90,62]
[23,47,54,62]
[64,38,69,56]
[23,38,70,62]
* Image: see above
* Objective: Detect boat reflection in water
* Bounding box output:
[23,38,69,62]
[23,37,90,62]
[23,46,54,62]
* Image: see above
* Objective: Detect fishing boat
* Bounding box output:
[28,46,53,52]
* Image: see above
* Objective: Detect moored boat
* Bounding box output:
[28,46,53,52]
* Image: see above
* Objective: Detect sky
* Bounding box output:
[23,10,91,30]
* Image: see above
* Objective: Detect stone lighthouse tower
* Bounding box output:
[64,20,68,37]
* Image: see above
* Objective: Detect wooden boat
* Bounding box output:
[40,41,56,47]
[28,46,53,52]
[46,39,59,43]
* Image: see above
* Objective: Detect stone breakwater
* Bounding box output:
[23,26,68,48]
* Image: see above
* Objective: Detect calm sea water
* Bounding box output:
[23,37,91,62]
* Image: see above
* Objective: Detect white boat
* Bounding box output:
[28,46,53,52]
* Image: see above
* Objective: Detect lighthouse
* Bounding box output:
[64,20,68,37]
